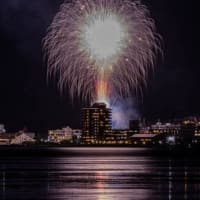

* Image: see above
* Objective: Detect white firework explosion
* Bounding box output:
[43,0,161,104]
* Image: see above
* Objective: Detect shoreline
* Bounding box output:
[0,145,200,157]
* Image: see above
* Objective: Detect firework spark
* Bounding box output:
[43,0,161,104]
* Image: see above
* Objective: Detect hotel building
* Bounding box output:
[81,102,112,144]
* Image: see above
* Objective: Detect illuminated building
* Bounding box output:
[81,103,111,144]
[193,122,200,144]
[103,129,132,145]
[10,132,36,145]
[149,120,197,145]
[149,122,182,145]
[105,131,132,145]
[131,134,158,145]
[48,126,73,143]
[151,122,180,135]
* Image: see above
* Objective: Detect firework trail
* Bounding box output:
[43,0,161,104]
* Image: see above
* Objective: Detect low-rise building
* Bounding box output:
[151,122,180,135]
[11,132,36,145]
[48,126,73,143]
[131,134,159,145]
[106,129,132,144]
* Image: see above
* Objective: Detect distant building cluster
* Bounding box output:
[79,103,200,146]
[1,105,200,146]
[79,104,200,146]
[0,126,36,145]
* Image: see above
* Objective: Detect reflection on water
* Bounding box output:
[0,147,200,200]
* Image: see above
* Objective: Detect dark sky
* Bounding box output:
[0,0,199,132]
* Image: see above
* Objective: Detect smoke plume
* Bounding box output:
[111,97,140,129]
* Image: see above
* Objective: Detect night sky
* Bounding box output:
[0,0,198,132]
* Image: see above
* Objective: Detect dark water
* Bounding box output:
[0,147,200,200]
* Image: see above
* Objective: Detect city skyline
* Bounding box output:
[0,0,198,132]
[1,107,199,146]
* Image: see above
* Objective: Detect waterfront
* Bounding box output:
[0,147,200,199]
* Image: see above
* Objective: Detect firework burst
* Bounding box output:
[43,0,161,104]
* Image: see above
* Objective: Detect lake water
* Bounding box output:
[0,147,200,199]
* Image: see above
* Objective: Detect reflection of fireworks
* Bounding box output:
[43,0,161,103]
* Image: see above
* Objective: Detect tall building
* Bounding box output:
[81,102,112,144]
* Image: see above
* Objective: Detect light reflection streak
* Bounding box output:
[184,166,188,200]
[95,170,107,200]
[168,160,172,200]
[2,171,6,200]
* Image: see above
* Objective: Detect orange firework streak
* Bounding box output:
[95,69,110,102]
[96,80,109,101]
